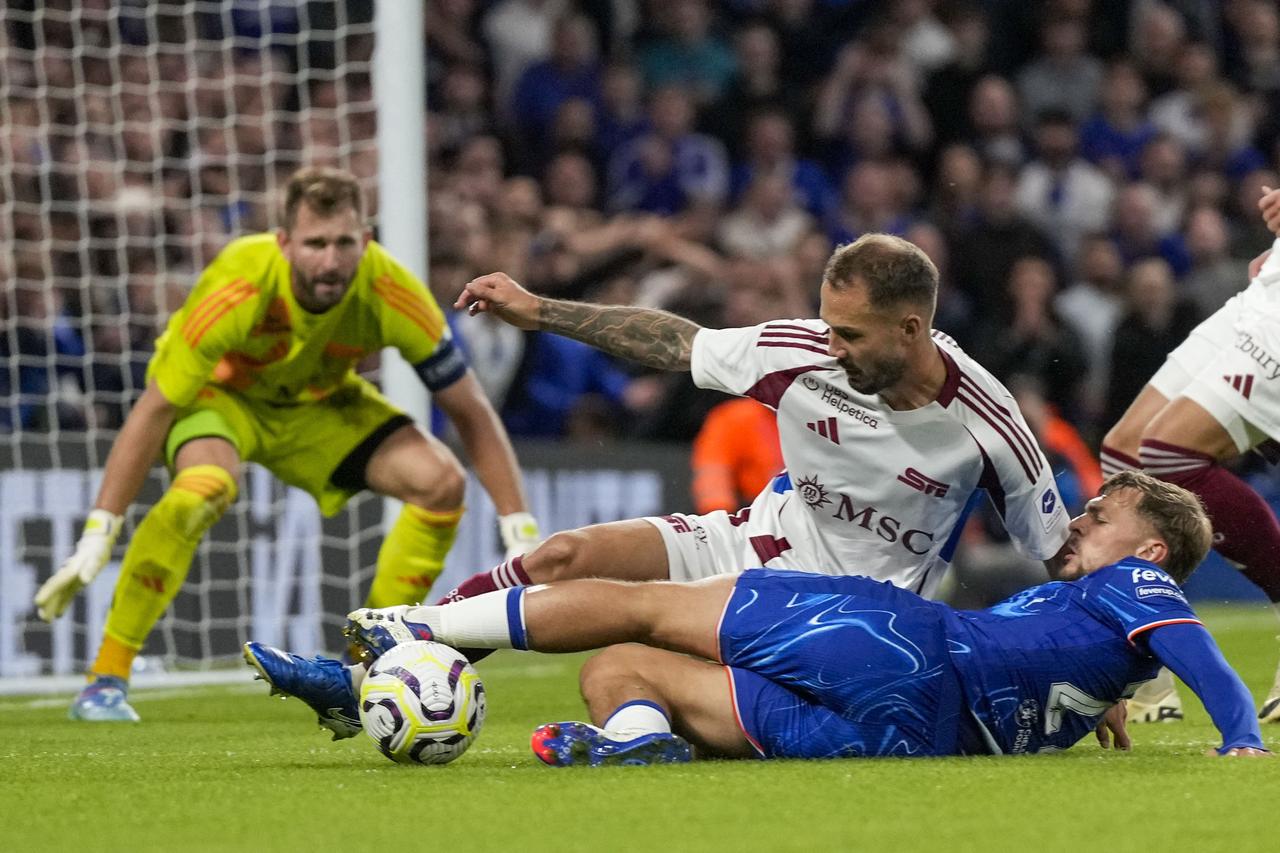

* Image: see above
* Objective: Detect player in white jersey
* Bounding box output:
[440,233,1070,603]
[1102,186,1280,723]
[253,234,1125,748]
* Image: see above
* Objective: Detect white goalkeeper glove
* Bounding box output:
[498,511,541,560]
[34,509,124,622]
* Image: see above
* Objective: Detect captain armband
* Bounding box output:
[413,337,469,391]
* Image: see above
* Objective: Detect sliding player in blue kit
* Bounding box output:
[257,471,1270,763]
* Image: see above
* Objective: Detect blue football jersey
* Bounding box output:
[943,558,1202,754]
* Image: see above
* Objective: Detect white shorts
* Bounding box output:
[644,506,815,582]
[1149,288,1273,452]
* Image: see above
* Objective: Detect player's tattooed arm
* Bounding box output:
[538,299,701,371]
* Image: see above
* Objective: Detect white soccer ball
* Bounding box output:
[358,640,486,765]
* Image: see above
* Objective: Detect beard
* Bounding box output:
[842,354,907,396]
[293,269,350,312]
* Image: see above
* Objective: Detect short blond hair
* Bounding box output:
[1099,471,1212,583]
[281,166,363,231]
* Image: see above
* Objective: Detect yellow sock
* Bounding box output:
[366,504,463,608]
[94,465,237,678]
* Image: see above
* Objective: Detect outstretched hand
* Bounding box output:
[1096,702,1131,751]
[1259,185,1280,236]
[454,272,542,330]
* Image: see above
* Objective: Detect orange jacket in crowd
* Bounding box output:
[691,398,784,514]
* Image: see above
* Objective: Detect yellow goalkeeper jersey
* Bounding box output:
[150,234,449,407]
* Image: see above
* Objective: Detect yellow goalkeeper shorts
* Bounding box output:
[164,376,410,516]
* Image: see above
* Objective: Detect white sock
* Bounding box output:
[347,664,366,693]
[405,588,529,650]
[603,700,671,740]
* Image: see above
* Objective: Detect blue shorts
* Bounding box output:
[718,570,968,759]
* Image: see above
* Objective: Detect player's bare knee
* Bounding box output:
[1102,421,1140,457]
[402,459,466,510]
[524,529,592,582]
[578,645,661,709]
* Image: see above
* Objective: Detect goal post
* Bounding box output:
[373,0,429,528]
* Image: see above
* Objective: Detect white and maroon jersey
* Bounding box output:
[690,320,1070,597]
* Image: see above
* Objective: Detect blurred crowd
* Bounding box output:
[5,0,1280,475]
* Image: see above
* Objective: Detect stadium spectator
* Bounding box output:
[701,22,805,156]
[813,31,933,170]
[950,162,1057,320]
[481,0,564,118]
[971,255,1086,417]
[1183,205,1251,319]
[1148,41,1221,150]
[827,160,914,246]
[1079,61,1158,181]
[510,14,603,158]
[690,396,782,514]
[1016,109,1114,263]
[636,0,736,105]
[595,63,648,159]
[1224,0,1280,97]
[606,85,730,216]
[1015,15,1103,126]
[922,2,993,150]
[927,143,983,232]
[1055,233,1126,426]
[1129,0,1187,97]
[718,173,815,260]
[1139,133,1190,234]
[964,74,1026,166]
[730,109,835,220]
[1103,258,1201,430]
[1109,182,1191,277]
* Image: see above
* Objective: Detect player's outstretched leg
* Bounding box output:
[243,642,362,740]
[72,463,237,722]
[433,520,672,604]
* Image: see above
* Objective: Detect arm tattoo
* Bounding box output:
[538,299,700,371]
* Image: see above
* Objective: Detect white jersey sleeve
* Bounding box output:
[691,320,832,403]
[940,338,1071,560]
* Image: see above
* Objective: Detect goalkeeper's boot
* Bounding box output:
[68,675,140,722]
[1260,656,1280,723]
[243,642,361,740]
[530,721,692,767]
[1126,667,1183,723]
[343,605,435,663]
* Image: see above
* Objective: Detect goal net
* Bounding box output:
[0,2,687,690]
[0,0,393,683]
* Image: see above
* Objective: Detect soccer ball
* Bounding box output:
[358,640,486,765]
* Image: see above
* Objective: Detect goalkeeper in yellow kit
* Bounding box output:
[33,167,540,727]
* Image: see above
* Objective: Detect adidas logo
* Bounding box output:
[806,417,840,445]
[1223,374,1254,399]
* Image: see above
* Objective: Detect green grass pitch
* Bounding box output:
[3,604,1277,853]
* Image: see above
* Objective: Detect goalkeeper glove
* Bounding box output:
[34,509,124,622]
[498,511,541,560]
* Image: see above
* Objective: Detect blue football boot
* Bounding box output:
[530,721,693,767]
[243,642,361,740]
[68,675,141,722]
